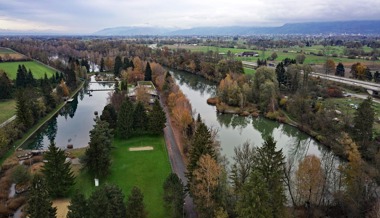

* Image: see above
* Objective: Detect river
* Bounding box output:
[24,70,337,166]
[170,70,338,165]
[23,77,113,150]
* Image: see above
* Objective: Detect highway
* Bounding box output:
[242,61,380,93]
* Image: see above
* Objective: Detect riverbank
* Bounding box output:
[0,82,84,165]
[207,96,348,160]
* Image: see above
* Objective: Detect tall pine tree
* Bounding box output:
[255,136,285,218]
[148,99,166,135]
[186,121,216,187]
[16,89,34,129]
[67,192,89,218]
[336,62,345,77]
[0,71,12,99]
[83,118,113,178]
[353,97,374,154]
[163,173,186,218]
[144,62,152,81]
[126,186,147,218]
[117,97,134,139]
[26,175,57,218]
[42,142,75,198]
[114,56,123,77]
[88,184,127,218]
[100,104,118,129]
[133,101,148,134]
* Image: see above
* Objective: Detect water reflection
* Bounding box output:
[170,69,336,165]
[23,77,113,150]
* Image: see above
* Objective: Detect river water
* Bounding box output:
[170,70,337,165]
[24,71,336,166]
[23,77,113,150]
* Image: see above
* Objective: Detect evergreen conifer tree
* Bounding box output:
[67,192,89,218]
[163,173,186,218]
[126,186,147,218]
[42,142,75,198]
[186,121,216,184]
[88,184,127,218]
[133,101,148,133]
[0,72,12,99]
[144,62,152,81]
[117,97,134,138]
[26,175,57,218]
[148,99,166,135]
[83,118,113,178]
[114,56,123,77]
[255,136,285,217]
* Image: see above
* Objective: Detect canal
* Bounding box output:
[23,77,113,150]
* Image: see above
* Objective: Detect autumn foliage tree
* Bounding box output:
[340,133,373,217]
[295,155,325,206]
[350,62,367,80]
[324,59,336,75]
[218,74,241,107]
[191,154,221,218]
[167,88,193,136]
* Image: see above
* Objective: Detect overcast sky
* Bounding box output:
[1,0,380,33]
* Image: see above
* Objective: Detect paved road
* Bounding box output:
[159,97,196,218]
[311,72,380,92]
[0,115,16,128]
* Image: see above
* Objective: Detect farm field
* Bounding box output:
[0,61,56,80]
[0,47,27,60]
[164,44,380,67]
[74,136,171,218]
[0,99,16,124]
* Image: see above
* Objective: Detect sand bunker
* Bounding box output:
[52,199,70,218]
[129,146,154,151]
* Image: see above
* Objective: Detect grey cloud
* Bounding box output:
[0,0,379,33]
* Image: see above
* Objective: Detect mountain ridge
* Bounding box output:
[94,20,380,36]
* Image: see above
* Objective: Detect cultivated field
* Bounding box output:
[0,61,56,80]
[74,136,171,218]
[164,44,380,69]
[0,47,26,60]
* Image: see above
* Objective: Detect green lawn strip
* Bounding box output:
[74,136,171,218]
[0,83,84,165]
[0,99,16,123]
[0,61,56,80]
[243,67,255,75]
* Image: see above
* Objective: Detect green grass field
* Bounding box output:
[74,136,171,218]
[243,67,255,75]
[164,44,380,66]
[0,100,16,124]
[0,61,56,80]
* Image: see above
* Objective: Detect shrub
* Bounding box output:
[11,166,30,184]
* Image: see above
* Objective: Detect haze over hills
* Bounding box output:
[94,20,380,36]
[1,20,380,36]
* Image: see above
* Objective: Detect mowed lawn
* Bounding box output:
[0,100,16,124]
[74,136,171,218]
[0,61,56,80]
